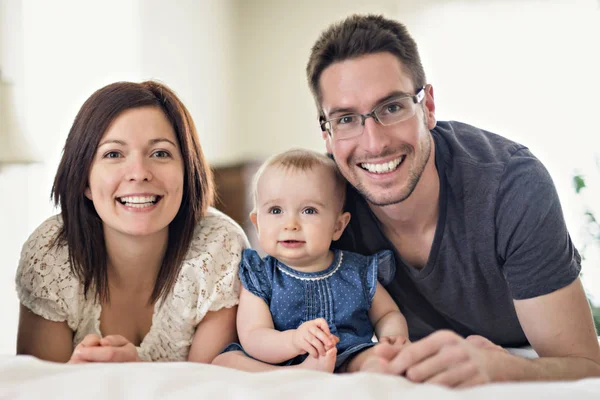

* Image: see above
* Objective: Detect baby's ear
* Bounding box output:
[332,211,351,241]
[249,211,259,233]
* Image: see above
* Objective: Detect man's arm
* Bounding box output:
[505,277,600,380]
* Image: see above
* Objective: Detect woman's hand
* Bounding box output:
[292,318,339,358]
[69,334,141,363]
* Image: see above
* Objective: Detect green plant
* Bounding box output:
[573,159,600,333]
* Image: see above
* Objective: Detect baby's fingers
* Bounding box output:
[301,338,319,358]
[309,327,336,350]
[305,334,327,357]
[311,318,331,335]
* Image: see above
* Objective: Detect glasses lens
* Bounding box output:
[331,114,362,140]
[375,97,416,126]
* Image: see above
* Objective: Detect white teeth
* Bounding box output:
[118,195,158,205]
[360,156,404,174]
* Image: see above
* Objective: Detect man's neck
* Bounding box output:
[104,228,168,293]
[370,142,440,237]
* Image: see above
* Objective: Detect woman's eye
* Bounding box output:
[302,207,317,215]
[152,150,171,158]
[103,151,121,159]
[268,207,282,214]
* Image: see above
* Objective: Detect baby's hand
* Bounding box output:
[292,318,339,358]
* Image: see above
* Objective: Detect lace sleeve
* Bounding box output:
[15,216,80,330]
[183,208,249,317]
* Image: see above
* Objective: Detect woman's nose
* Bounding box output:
[125,156,153,182]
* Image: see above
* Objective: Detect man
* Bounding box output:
[306,14,600,386]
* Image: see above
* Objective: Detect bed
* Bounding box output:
[1,353,599,399]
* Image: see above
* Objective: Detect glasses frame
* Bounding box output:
[320,87,426,140]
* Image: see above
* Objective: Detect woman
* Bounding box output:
[16,81,248,363]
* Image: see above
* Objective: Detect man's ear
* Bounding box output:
[249,211,259,234]
[423,84,437,130]
[84,187,93,200]
[332,211,351,241]
[319,116,333,154]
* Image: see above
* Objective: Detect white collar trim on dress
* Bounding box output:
[275,252,343,281]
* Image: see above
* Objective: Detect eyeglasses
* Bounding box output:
[320,87,426,141]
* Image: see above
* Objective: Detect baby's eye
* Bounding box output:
[302,207,318,215]
[103,151,122,159]
[268,207,282,215]
[152,150,171,158]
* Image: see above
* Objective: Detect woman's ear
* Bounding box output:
[84,187,93,200]
[249,211,259,234]
[332,211,351,241]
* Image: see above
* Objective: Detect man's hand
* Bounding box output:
[292,318,339,358]
[69,334,141,363]
[369,330,508,387]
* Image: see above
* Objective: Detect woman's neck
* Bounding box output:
[103,228,168,292]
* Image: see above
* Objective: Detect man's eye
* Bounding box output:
[383,102,403,114]
[337,115,356,125]
[268,207,282,214]
[103,151,121,159]
[302,207,317,215]
[152,150,171,158]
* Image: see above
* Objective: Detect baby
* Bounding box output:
[214,149,409,373]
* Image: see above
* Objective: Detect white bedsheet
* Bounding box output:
[1,355,599,399]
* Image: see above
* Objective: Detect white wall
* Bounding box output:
[140,0,238,167]
[234,0,401,160]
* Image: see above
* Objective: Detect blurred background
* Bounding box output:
[1,0,599,354]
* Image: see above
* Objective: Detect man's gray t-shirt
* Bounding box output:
[335,121,581,346]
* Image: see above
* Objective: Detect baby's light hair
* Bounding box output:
[251,149,347,212]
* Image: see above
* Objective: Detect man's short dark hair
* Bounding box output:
[306,14,426,115]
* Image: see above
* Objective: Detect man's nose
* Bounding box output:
[360,116,391,155]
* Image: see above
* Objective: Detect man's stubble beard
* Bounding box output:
[354,125,432,207]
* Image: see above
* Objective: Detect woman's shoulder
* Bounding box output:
[18,215,69,268]
[185,207,250,260]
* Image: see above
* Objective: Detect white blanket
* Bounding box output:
[1,355,599,399]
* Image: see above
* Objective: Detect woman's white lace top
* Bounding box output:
[16,207,248,361]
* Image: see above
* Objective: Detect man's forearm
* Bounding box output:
[491,351,600,382]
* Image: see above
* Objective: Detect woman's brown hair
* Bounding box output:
[51,81,214,304]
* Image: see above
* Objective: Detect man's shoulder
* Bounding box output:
[433,121,527,169]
